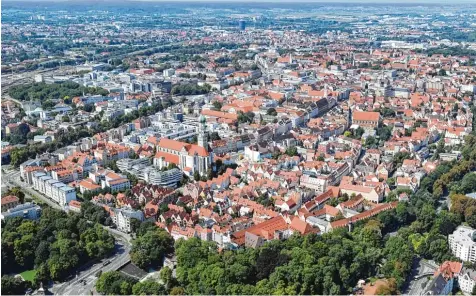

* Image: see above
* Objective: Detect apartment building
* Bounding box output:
[112,207,144,233]
[51,169,80,184]
[102,171,131,192]
[32,172,77,206]
[459,268,476,295]
[299,173,329,193]
[449,226,476,263]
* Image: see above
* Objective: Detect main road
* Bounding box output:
[53,232,131,295]
[2,167,133,295]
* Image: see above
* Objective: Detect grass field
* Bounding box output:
[20,270,36,282]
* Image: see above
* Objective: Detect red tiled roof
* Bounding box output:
[69,200,82,208]
[201,109,238,120]
[1,195,19,205]
[232,216,288,245]
[290,216,319,235]
[353,111,380,122]
[79,179,101,190]
[154,151,180,164]
[330,202,398,229]
[187,145,209,157]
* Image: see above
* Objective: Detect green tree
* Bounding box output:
[267,108,277,116]
[417,203,436,232]
[14,234,36,268]
[170,286,186,295]
[212,101,222,111]
[10,148,29,167]
[1,275,31,295]
[47,238,81,280]
[81,201,108,224]
[96,271,137,295]
[193,171,200,181]
[460,173,476,193]
[34,241,50,267]
[79,224,115,259]
[354,127,365,139]
[34,262,50,285]
[160,266,173,288]
[132,280,166,295]
[285,146,298,157]
[365,136,377,148]
[375,278,398,295]
[7,187,26,203]
[130,228,174,270]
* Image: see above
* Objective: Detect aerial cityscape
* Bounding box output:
[1,0,476,295]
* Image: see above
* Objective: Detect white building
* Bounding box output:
[299,174,328,194]
[459,268,476,295]
[116,157,150,172]
[32,172,77,206]
[449,226,476,263]
[146,168,182,188]
[101,171,131,192]
[33,135,53,144]
[163,68,175,77]
[1,203,42,220]
[113,207,144,233]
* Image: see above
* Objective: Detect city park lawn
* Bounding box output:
[19,269,36,282]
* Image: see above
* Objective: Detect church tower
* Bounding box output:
[197,115,208,148]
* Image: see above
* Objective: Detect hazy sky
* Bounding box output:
[3,0,475,2]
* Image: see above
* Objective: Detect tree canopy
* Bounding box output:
[130,228,174,270]
[8,81,108,102]
[1,208,115,288]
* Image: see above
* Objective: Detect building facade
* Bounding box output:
[1,203,42,220]
[449,226,476,263]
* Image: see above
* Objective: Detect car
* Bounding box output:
[102,260,111,266]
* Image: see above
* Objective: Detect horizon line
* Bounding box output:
[2,0,476,3]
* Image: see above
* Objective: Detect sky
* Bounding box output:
[3,0,475,2]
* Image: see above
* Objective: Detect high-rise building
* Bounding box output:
[239,19,246,31]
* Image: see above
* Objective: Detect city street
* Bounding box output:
[404,258,438,295]
[53,238,131,295]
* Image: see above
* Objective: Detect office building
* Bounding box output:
[1,203,42,221]
[239,19,246,31]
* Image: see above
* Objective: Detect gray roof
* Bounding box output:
[424,274,447,295]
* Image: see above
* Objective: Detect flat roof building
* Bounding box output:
[449,226,476,263]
